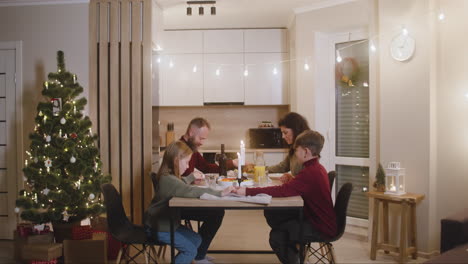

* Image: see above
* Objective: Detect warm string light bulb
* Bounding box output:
[272,67,278,75]
[336,50,343,63]
[157,57,161,64]
[438,12,445,21]
[192,65,197,73]
[370,41,377,52]
[243,67,249,77]
[402,27,409,36]
[215,68,221,76]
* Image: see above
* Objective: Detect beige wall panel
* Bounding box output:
[109,1,121,191]
[131,0,143,224]
[142,0,153,210]
[98,1,110,174]
[89,1,98,132]
[120,0,132,217]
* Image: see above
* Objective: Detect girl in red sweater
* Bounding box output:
[236,130,336,264]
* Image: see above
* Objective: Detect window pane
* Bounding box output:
[335,40,369,158]
[336,165,369,219]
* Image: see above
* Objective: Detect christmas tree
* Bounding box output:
[15,51,111,224]
[373,163,386,192]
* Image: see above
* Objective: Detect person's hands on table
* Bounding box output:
[221,186,236,196]
[234,186,246,196]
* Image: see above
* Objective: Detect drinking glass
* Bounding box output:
[205,173,219,188]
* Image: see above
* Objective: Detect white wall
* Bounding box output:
[0,4,89,170]
[435,0,468,251]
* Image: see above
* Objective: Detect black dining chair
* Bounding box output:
[328,171,336,190]
[303,182,353,263]
[101,183,164,264]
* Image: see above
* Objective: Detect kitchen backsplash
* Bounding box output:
[153,105,289,150]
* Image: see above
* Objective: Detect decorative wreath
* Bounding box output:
[335,57,360,87]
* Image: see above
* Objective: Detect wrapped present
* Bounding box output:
[30,259,58,264]
[17,223,34,238]
[71,225,92,240]
[92,230,122,260]
[33,224,51,235]
[22,243,63,261]
[14,231,56,263]
[63,239,107,264]
[90,216,108,232]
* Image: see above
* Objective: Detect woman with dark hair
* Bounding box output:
[267,112,310,183]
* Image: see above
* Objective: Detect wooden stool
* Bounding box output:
[367,191,425,263]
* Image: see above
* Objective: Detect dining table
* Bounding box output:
[168,178,305,264]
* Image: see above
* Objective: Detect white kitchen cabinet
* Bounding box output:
[159,54,203,106]
[161,31,203,54]
[244,29,288,53]
[244,53,289,105]
[204,53,244,103]
[203,30,244,53]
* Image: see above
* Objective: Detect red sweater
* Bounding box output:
[180,137,234,176]
[246,158,337,239]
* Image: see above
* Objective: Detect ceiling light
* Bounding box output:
[187,1,216,16]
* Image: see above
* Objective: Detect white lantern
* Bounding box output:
[384,162,406,195]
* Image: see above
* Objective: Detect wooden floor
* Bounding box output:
[0,211,430,263]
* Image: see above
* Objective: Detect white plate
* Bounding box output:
[218,177,254,187]
[268,173,283,179]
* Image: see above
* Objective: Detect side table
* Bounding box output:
[367,191,425,263]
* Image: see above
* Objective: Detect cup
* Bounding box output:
[205,173,219,188]
[258,171,268,187]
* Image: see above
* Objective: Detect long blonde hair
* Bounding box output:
[156,141,193,183]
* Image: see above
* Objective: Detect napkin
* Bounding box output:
[199,193,272,205]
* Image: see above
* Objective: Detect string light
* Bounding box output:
[192,65,197,73]
[402,26,409,36]
[272,67,278,75]
[370,41,377,52]
[336,50,343,63]
[304,62,310,71]
[215,68,221,76]
[157,57,161,64]
[438,12,445,21]
[243,67,249,77]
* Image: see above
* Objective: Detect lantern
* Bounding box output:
[384,162,406,195]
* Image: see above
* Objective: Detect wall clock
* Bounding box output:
[390,33,415,62]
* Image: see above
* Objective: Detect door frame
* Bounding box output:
[0,41,23,238]
[327,29,376,228]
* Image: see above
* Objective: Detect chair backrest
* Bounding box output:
[151,172,158,191]
[101,183,147,243]
[327,171,336,190]
[332,182,353,241]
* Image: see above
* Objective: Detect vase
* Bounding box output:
[52,221,80,243]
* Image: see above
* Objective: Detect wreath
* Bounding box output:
[335,57,360,87]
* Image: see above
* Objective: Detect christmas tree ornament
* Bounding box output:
[22,176,27,181]
[45,135,51,142]
[62,210,69,222]
[59,129,62,137]
[38,111,43,116]
[60,117,66,124]
[14,207,20,213]
[63,134,68,139]
[88,193,95,200]
[74,180,81,189]
[70,133,77,139]
[42,188,50,195]
[44,159,52,168]
[34,157,38,163]
[70,156,76,163]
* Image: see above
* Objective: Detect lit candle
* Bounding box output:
[73,74,77,84]
[237,152,241,179]
[45,81,48,89]
[73,106,76,114]
[25,159,28,166]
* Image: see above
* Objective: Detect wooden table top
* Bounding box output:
[366,191,425,203]
[169,196,303,208]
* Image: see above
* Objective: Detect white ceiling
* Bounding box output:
[155,0,357,29]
